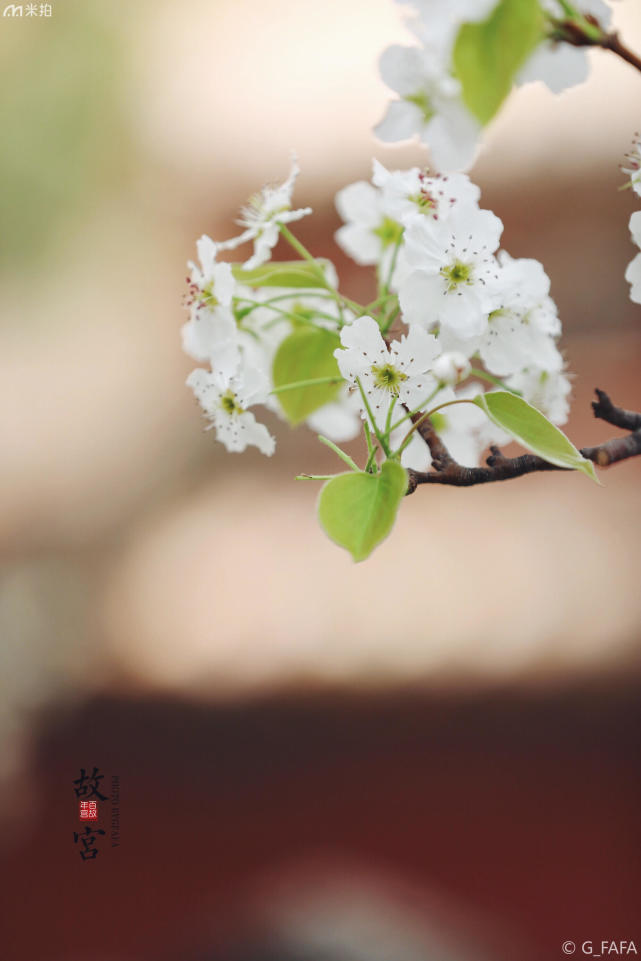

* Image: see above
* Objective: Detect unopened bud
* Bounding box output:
[433,352,471,385]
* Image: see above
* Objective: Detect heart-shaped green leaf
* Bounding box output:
[318,461,408,562]
[232,260,330,288]
[473,390,598,481]
[453,0,544,126]
[272,327,343,425]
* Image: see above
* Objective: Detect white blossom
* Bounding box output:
[432,351,471,385]
[478,253,562,376]
[399,203,503,337]
[372,159,481,225]
[625,254,641,304]
[625,210,641,304]
[397,0,501,62]
[182,235,240,375]
[186,362,275,455]
[181,310,239,376]
[517,40,590,94]
[621,133,641,198]
[518,0,612,94]
[334,161,482,285]
[375,43,481,172]
[334,178,401,267]
[375,0,506,171]
[186,235,235,308]
[334,315,440,432]
[218,156,312,270]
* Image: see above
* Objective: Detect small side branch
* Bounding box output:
[554,18,641,76]
[405,390,641,493]
[595,31,641,76]
[582,432,641,468]
[591,388,641,432]
[409,410,453,469]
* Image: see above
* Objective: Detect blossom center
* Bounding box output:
[373,216,403,248]
[409,189,435,214]
[199,281,219,309]
[371,362,407,395]
[220,389,243,416]
[404,90,435,124]
[441,259,473,291]
[240,193,289,231]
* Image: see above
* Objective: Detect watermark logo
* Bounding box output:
[562,942,638,957]
[72,766,120,861]
[73,766,108,802]
[73,824,106,861]
[79,800,98,820]
[2,4,52,17]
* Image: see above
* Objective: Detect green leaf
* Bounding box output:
[453,0,544,125]
[473,390,598,482]
[232,260,329,289]
[318,461,408,562]
[272,327,343,424]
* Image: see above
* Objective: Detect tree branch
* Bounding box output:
[591,388,641,432]
[405,390,641,494]
[409,409,454,470]
[599,31,641,76]
[553,18,641,76]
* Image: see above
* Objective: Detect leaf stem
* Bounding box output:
[357,378,391,457]
[380,298,401,335]
[363,421,378,472]
[383,236,403,295]
[278,225,365,319]
[385,396,397,438]
[317,435,360,472]
[271,376,343,394]
[388,384,444,434]
[395,398,478,455]
[549,10,641,74]
[468,367,522,395]
[296,473,335,481]
[254,301,343,328]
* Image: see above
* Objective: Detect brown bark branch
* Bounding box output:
[405,390,641,494]
[553,19,641,76]
[409,409,454,469]
[599,32,641,75]
[591,388,641,432]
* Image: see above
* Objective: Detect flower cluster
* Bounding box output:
[374,1,491,171]
[183,158,364,455]
[176,0,641,560]
[375,0,616,171]
[183,155,570,474]
[334,160,569,470]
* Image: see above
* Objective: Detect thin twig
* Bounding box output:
[408,409,453,469]
[554,19,641,76]
[601,32,641,74]
[591,388,641,432]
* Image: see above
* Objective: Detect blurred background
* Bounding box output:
[1,1,640,958]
